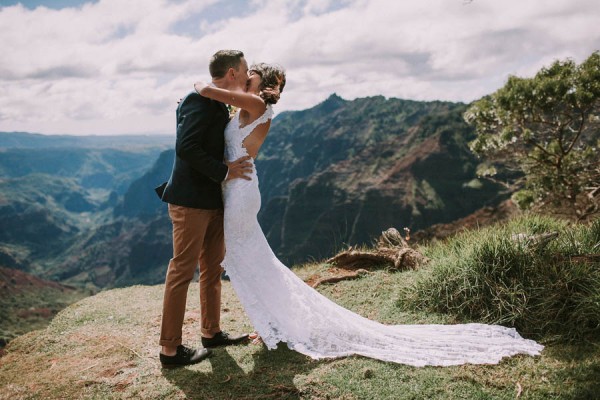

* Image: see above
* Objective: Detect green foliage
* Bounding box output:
[404,215,600,342]
[465,51,600,220]
[511,189,535,210]
[0,286,86,343]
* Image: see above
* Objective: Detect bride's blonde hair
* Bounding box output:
[249,63,286,105]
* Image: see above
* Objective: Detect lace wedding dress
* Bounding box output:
[221,105,543,366]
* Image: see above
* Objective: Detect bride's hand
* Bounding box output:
[194,81,210,95]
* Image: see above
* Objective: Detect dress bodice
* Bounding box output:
[224,105,274,163]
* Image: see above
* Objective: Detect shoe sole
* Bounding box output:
[161,363,182,369]
[202,338,249,348]
[160,350,213,368]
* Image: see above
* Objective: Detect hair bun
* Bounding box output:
[261,86,281,104]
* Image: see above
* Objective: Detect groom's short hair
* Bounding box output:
[209,50,245,78]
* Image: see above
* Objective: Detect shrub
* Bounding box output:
[402,215,600,342]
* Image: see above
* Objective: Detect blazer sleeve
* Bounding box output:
[175,94,228,183]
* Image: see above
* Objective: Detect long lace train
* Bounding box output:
[221,105,543,366]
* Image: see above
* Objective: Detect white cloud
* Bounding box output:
[0,0,598,135]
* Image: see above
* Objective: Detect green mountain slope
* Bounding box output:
[0,142,171,281]
[0,147,167,194]
[51,94,507,290]
[2,94,506,289]
[258,95,504,262]
[0,175,91,269]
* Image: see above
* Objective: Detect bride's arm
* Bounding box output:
[194,82,265,115]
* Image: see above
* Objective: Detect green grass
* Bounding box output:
[403,215,600,342]
[1,216,599,398]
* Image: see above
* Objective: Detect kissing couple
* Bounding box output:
[156,50,543,368]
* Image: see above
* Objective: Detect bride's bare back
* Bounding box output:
[238,109,271,159]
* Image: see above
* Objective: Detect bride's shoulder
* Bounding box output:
[245,102,268,119]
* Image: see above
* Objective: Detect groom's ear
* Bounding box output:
[226,67,235,80]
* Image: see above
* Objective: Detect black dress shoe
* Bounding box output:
[160,345,212,368]
[201,331,249,348]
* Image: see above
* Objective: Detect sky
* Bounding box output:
[0,0,599,136]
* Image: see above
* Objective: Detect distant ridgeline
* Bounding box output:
[0,133,171,283]
[0,94,506,290]
[0,132,173,149]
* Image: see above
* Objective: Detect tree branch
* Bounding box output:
[564,110,586,154]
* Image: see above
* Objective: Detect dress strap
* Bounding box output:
[241,104,274,133]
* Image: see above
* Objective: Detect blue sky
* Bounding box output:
[1,0,599,135]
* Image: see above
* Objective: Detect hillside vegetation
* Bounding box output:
[1,95,506,293]
[0,267,86,344]
[59,94,507,293]
[254,95,505,264]
[0,138,168,280]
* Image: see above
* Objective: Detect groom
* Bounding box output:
[157,50,252,368]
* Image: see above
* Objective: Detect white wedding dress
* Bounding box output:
[221,105,543,366]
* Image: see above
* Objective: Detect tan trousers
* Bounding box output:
[159,204,225,347]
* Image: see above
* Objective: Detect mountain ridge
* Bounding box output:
[0,131,173,149]
[1,93,506,289]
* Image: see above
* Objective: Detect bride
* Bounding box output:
[193,64,543,367]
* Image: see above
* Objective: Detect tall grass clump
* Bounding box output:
[403,215,600,342]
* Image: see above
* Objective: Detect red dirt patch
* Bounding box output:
[16,307,54,319]
[0,266,75,297]
[412,199,518,242]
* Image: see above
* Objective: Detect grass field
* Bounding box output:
[1,257,598,399]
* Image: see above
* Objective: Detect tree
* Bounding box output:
[464,51,600,220]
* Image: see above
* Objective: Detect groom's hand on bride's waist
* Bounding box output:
[225,155,253,181]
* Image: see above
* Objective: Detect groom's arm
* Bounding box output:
[176,94,228,183]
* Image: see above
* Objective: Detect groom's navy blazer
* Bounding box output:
[159,92,230,209]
